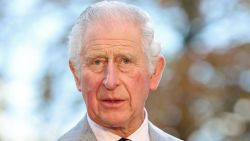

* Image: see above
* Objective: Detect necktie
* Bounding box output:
[118,138,131,141]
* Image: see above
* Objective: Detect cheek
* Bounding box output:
[130,69,150,88]
[82,71,101,91]
[127,70,150,100]
[81,71,103,101]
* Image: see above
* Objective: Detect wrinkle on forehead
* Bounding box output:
[80,40,145,62]
[83,38,142,52]
[81,22,144,56]
[86,39,138,46]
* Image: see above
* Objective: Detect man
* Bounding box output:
[58,1,182,141]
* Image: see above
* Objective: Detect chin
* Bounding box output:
[99,113,131,128]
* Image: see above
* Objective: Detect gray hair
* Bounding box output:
[69,1,161,75]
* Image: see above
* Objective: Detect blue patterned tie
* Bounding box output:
[118,138,131,141]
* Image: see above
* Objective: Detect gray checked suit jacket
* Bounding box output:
[58,116,182,141]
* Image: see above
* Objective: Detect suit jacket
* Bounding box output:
[58,116,182,141]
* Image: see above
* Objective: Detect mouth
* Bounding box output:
[100,99,126,108]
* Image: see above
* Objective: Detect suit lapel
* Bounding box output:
[148,121,182,141]
[58,116,97,141]
[149,121,163,141]
[59,116,181,141]
[78,116,97,141]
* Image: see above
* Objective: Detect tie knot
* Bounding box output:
[118,138,131,141]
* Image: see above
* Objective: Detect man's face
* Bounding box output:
[70,22,163,129]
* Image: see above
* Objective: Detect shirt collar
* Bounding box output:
[87,109,150,141]
[127,109,149,141]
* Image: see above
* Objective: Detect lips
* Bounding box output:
[100,99,126,108]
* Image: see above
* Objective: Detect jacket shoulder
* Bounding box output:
[149,121,183,141]
[57,117,96,141]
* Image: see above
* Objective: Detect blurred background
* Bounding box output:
[0,0,250,140]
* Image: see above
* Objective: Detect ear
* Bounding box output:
[69,60,82,92]
[150,55,165,90]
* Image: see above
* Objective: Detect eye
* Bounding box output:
[94,59,101,65]
[88,58,106,73]
[122,57,130,64]
[92,58,106,65]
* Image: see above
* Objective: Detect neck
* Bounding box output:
[107,114,145,137]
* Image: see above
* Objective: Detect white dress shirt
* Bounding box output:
[87,110,150,141]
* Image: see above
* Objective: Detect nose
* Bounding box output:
[103,61,120,90]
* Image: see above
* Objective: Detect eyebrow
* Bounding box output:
[83,50,136,61]
[83,53,107,60]
[114,51,134,57]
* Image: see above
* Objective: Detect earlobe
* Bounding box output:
[150,55,165,90]
[69,61,82,92]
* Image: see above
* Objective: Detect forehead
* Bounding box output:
[82,22,143,52]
